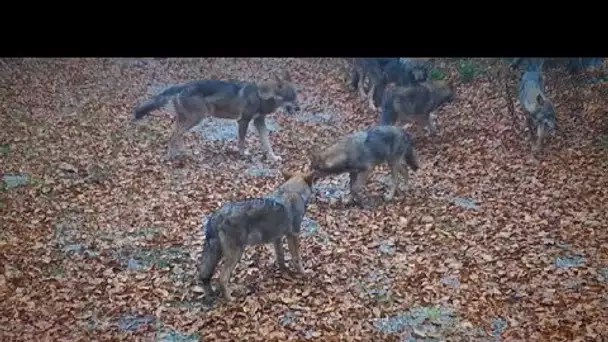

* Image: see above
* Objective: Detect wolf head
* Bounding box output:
[408,58,431,83]
[259,71,301,115]
[397,58,430,84]
[279,170,316,203]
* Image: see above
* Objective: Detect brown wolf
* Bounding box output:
[311,125,419,205]
[379,80,454,135]
[132,72,300,162]
[198,170,316,301]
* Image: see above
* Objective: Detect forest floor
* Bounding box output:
[1,58,607,341]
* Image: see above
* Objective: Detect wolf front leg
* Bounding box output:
[384,160,405,202]
[346,169,371,205]
[349,65,360,91]
[534,123,545,153]
[273,238,288,271]
[237,118,251,158]
[286,234,305,274]
[427,112,439,136]
[358,74,368,99]
[367,84,378,111]
[253,116,281,162]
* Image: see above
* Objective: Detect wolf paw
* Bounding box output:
[275,262,289,272]
[295,265,306,275]
[343,195,366,207]
[268,154,282,163]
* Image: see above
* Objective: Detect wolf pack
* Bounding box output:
[132,57,559,302]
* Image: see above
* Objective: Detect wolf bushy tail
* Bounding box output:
[132,84,186,120]
[404,143,419,172]
[199,218,223,294]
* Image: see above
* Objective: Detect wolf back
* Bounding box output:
[133,80,253,121]
[312,125,419,175]
[378,80,453,129]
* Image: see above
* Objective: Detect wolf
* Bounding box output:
[311,125,419,205]
[198,170,316,301]
[378,80,454,135]
[349,58,431,111]
[371,58,431,110]
[349,58,385,109]
[132,72,300,162]
[518,70,556,152]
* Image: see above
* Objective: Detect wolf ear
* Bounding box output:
[281,170,294,181]
[258,84,274,100]
[303,172,316,187]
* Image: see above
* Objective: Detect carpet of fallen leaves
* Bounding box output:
[1,58,607,342]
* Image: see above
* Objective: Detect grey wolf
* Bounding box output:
[198,170,316,301]
[311,125,419,205]
[132,72,300,162]
[349,58,385,110]
[518,70,556,152]
[379,80,454,135]
[349,58,431,111]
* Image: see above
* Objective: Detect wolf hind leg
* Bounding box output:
[168,97,208,159]
[198,237,223,297]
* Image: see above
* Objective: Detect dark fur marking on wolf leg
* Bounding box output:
[199,218,222,296]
